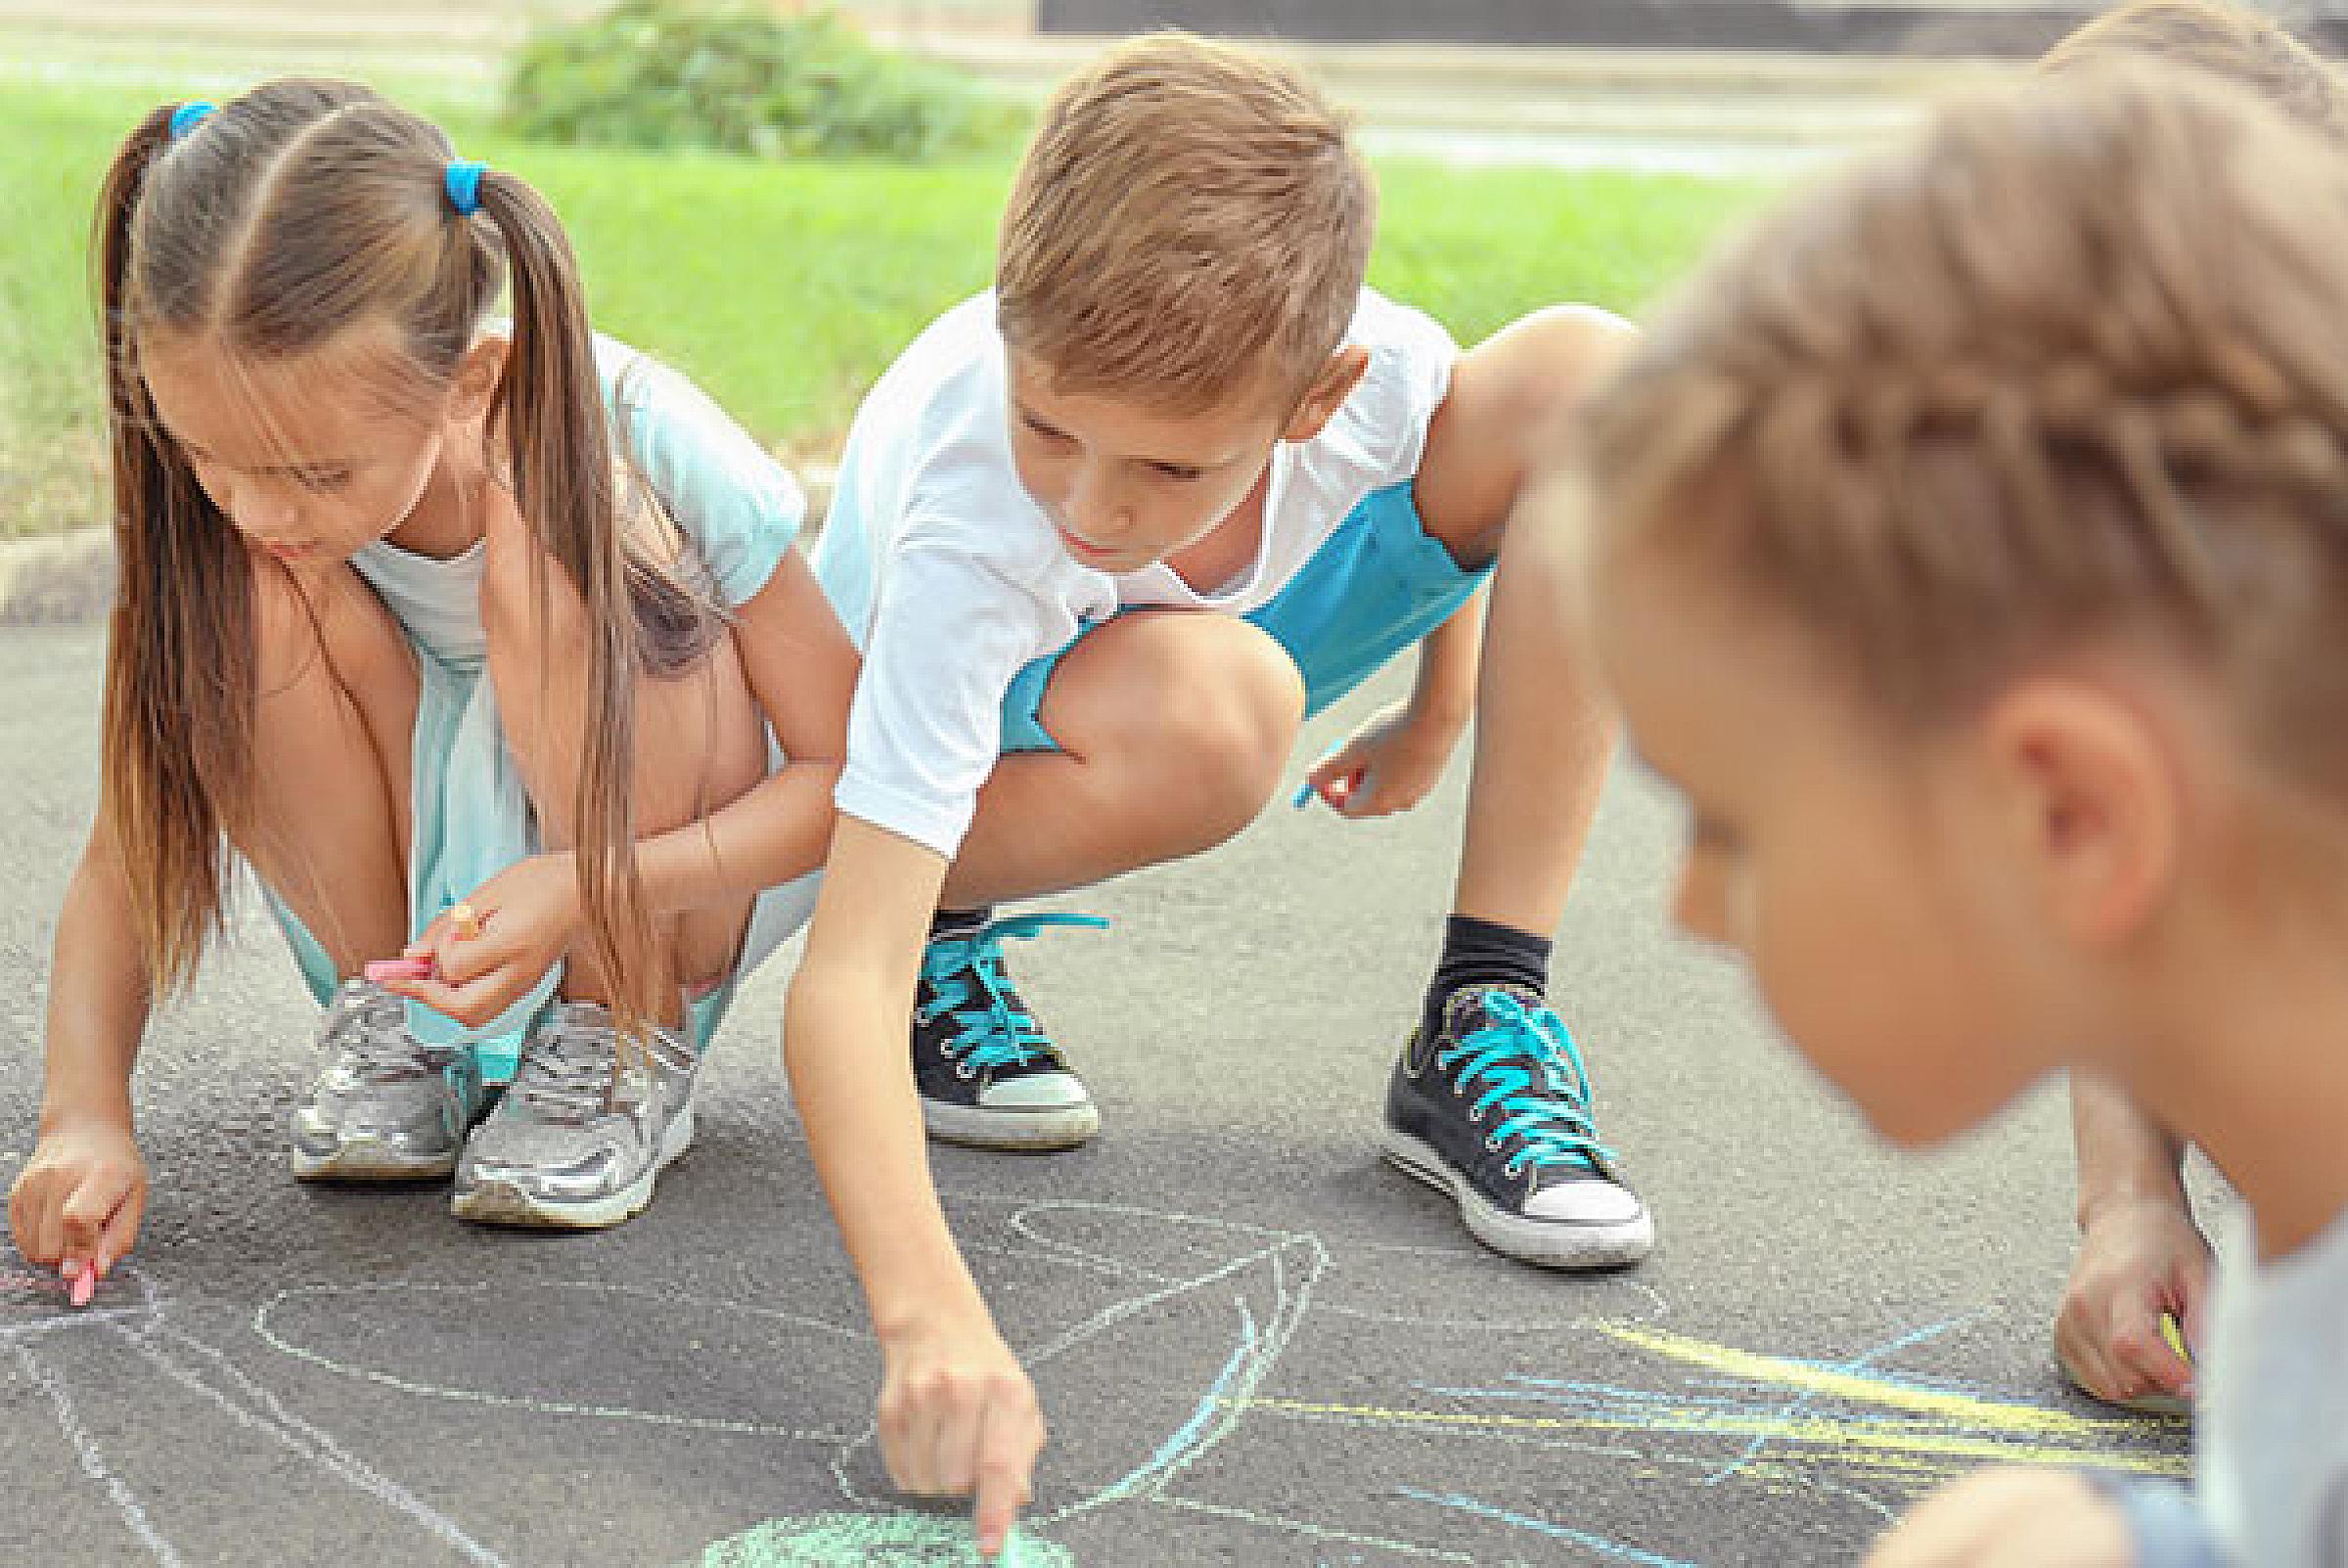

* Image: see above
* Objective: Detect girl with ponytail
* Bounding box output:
[1578,64,2348,1566]
[8,80,854,1278]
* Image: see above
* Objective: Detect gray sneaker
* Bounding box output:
[450,1002,698,1230]
[290,978,487,1182]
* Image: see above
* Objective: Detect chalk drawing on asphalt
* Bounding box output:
[4,1191,2187,1566]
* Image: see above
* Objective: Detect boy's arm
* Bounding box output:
[11,816,154,1277]
[1411,585,1485,731]
[785,814,1043,1558]
[2056,1072,2207,1406]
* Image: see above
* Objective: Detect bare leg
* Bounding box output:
[481,511,767,1019]
[1410,306,1632,934]
[235,558,417,973]
[1453,506,1616,930]
[939,610,1304,908]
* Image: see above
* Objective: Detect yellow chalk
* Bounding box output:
[2161,1314,2190,1366]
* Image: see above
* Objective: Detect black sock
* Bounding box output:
[1421,914,1552,1041]
[931,907,993,941]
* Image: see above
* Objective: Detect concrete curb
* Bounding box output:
[0,528,113,627]
[0,470,837,628]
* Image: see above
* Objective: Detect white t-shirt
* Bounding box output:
[811,287,1459,857]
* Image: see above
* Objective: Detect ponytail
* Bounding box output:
[95,102,256,996]
[468,168,691,1051]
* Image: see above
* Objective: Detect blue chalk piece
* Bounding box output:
[1291,780,1315,809]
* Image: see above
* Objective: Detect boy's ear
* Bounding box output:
[1281,345,1371,442]
[446,337,508,425]
[1982,675,2180,949]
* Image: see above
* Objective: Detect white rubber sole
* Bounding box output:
[1380,1127,1654,1270]
[450,1102,696,1231]
[290,1138,458,1184]
[921,1097,1100,1152]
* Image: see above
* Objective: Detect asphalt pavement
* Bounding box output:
[0,619,2196,1566]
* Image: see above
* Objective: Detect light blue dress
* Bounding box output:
[265,336,821,1076]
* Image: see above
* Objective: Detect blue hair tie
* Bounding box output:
[167,101,215,141]
[443,159,485,217]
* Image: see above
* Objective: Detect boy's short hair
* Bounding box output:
[2041,0,2348,143]
[996,32,1376,414]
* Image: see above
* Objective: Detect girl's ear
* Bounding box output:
[1981,674,2181,949]
[446,336,507,425]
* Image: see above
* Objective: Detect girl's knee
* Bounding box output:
[248,560,324,694]
[479,506,587,658]
[251,561,400,699]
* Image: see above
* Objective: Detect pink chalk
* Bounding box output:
[364,957,435,985]
[67,1265,94,1308]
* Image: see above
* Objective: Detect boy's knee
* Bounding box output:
[1485,304,1636,441]
[1146,619,1303,826]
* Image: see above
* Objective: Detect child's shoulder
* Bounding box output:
[874,291,1007,412]
[844,292,1017,483]
[1347,286,1460,371]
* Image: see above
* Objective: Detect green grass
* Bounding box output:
[0,76,1769,537]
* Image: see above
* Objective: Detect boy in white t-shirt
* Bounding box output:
[786,33,1644,1551]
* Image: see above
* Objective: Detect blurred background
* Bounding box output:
[0,0,2333,566]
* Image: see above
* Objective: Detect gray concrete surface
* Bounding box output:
[0,618,2195,1566]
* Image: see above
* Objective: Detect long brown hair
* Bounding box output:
[98,78,712,1038]
[1581,66,2348,800]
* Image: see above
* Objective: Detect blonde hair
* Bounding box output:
[1582,66,2348,802]
[996,32,1376,413]
[99,78,713,1037]
[2041,0,2348,143]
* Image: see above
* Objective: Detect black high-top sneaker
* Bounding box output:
[913,912,1106,1150]
[1383,984,1652,1267]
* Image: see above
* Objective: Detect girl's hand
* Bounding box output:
[1865,1468,2133,1567]
[877,1310,1044,1561]
[386,853,581,1029]
[2054,1192,2209,1410]
[1298,698,1469,819]
[9,1114,147,1285]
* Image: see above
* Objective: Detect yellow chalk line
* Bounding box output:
[1215,1321,2188,1480]
[1599,1322,2171,1443]
[1218,1393,2185,1476]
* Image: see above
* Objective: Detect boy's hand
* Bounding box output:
[9,1113,147,1283]
[2054,1192,2208,1409]
[1299,699,1468,818]
[1865,1468,2132,1567]
[387,853,581,1029]
[877,1312,1044,1559]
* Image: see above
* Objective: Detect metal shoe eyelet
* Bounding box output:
[956,1062,977,1080]
[1484,1134,1503,1152]
[1504,1159,1525,1179]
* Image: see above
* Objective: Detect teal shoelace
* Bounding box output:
[1441,991,1613,1178]
[919,913,1109,1071]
